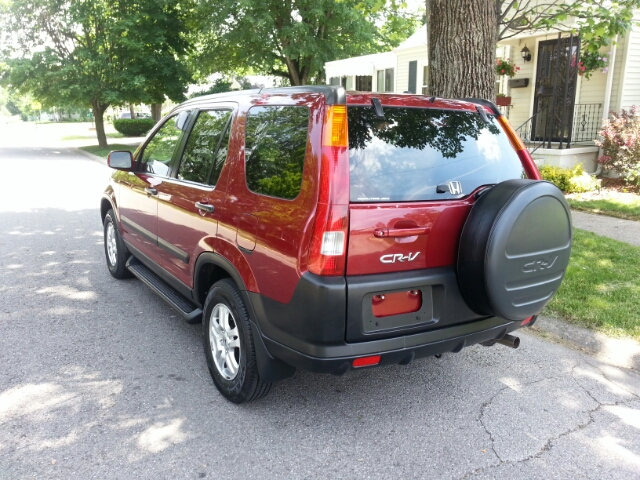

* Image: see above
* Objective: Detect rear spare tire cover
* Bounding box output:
[457,179,572,321]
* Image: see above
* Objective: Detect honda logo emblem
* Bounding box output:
[448,181,462,195]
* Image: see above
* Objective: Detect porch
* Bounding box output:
[514,102,602,171]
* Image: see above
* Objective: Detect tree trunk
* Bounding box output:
[129,103,135,118]
[91,100,109,148]
[151,103,162,123]
[428,0,497,99]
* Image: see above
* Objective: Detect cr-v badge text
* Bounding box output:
[380,252,421,264]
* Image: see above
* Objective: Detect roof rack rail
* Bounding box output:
[259,85,346,105]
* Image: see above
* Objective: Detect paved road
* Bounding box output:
[1,146,639,479]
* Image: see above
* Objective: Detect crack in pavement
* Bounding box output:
[582,359,640,400]
[458,363,639,480]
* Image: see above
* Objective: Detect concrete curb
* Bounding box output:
[74,147,107,165]
[529,315,640,372]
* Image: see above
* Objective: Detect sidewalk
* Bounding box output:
[571,209,640,246]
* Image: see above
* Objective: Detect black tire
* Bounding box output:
[202,279,272,403]
[103,209,132,279]
[457,180,572,321]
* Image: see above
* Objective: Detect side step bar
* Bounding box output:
[126,257,202,324]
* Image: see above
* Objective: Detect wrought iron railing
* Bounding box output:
[571,103,602,143]
[515,105,550,154]
[515,103,602,154]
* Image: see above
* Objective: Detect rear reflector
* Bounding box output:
[521,316,535,327]
[353,356,381,368]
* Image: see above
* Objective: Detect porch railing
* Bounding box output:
[515,103,602,154]
[571,103,603,143]
[515,105,549,154]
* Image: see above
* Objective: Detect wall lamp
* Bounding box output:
[521,45,532,62]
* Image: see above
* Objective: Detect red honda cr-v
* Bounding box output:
[101,86,572,403]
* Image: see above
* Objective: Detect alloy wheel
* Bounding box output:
[209,303,241,380]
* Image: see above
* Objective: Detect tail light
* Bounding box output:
[308,105,350,276]
[496,116,541,180]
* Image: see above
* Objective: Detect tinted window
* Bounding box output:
[347,106,523,202]
[245,106,309,200]
[178,110,232,185]
[139,115,183,176]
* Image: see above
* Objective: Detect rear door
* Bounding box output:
[155,107,234,287]
[346,103,524,276]
[344,102,525,340]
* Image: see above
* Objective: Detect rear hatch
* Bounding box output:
[344,96,526,341]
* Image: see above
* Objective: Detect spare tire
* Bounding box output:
[457,179,572,321]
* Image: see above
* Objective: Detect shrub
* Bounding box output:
[538,164,601,194]
[113,118,155,137]
[595,106,640,186]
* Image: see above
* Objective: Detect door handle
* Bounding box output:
[145,187,158,196]
[373,226,430,238]
[195,202,214,213]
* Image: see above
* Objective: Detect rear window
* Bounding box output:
[347,106,523,202]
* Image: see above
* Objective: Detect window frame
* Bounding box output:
[175,108,234,187]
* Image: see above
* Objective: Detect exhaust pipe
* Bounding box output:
[496,334,520,349]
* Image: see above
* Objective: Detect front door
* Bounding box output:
[532,35,580,144]
[118,114,185,263]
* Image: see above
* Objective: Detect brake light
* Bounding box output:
[497,116,540,180]
[308,105,350,276]
[353,355,381,368]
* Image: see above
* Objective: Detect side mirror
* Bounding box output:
[107,150,133,170]
[175,110,191,130]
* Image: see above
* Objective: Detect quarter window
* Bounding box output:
[178,110,232,186]
[245,106,309,200]
[139,115,184,176]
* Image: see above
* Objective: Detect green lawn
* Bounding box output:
[544,228,640,339]
[80,143,139,158]
[567,194,640,221]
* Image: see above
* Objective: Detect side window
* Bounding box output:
[139,115,184,176]
[245,106,309,200]
[178,110,232,185]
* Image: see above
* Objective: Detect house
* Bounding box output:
[324,13,640,172]
[325,25,428,94]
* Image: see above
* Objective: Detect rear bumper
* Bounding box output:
[261,315,521,375]
[247,271,523,375]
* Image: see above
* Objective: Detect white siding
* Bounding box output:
[619,13,640,109]
[394,47,428,93]
[577,67,607,105]
[503,44,535,129]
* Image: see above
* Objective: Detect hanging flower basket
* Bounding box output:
[495,58,520,78]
